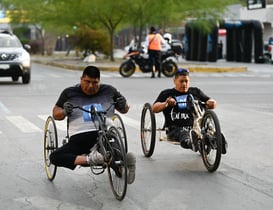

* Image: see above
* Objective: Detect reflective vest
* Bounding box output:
[148,33,162,51]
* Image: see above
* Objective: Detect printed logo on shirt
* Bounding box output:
[82,103,104,122]
[175,95,188,110]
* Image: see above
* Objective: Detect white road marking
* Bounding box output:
[38,114,67,131]
[1,114,139,135]
[0,101,10,114]
[6,116,42,133]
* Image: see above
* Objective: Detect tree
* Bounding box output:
[125,0,240,47]
[86,0,128,61]
[2,0,242,58]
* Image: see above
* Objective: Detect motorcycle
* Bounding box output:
[119,47,178,77]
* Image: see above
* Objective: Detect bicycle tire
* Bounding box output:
[112,113,128,153]
[200,110,222,172]
[140,103,156,157]
[44,116,58,181]
[107,126,128,201]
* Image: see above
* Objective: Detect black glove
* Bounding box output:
[116,96,126,109]
[63,102,74,116]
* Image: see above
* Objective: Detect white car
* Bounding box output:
[0,30,31,84]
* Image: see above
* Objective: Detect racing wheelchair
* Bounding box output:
[43,103,128,201]
[140,94,224,172]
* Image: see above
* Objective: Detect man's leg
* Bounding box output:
[50,131,98,170]
[148,50,155,78]
[155,51,162,77]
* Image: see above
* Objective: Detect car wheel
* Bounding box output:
[22,71,31,84]
[12,75,19,82]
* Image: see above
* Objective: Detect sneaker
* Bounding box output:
[88,149,104,166]
[126,152,136,184]
[179,130,192,149]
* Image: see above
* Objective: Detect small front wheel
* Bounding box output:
[200,110,222,172]
[107,126,128,201]
[44,116,58,181]
[140,103,156,157]
[112,113,128,153]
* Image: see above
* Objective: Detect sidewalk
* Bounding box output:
[32,51,273,73]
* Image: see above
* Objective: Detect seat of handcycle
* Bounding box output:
[158,123,180,145]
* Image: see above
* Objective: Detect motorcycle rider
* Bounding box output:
[145,26,166,78]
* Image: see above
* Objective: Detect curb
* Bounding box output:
[187,66,247,73]
[32,59,248,73]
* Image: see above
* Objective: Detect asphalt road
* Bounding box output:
[0,63,273,210]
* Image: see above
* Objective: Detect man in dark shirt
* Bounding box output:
[50,65,136,184]
[152,68,217,150]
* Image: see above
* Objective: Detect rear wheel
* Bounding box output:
[44,116,58,181]
[107,126,128,201]
[112,113,128,153]
[162,60,177,77]
[200,110,222,172]
[140,103,156,157]
[119,60,135,77]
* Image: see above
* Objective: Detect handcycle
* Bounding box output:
[140,94,223,172]
[43,103,128,200]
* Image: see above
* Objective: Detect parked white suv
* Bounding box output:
[0,30,31,84]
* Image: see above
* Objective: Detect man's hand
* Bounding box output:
[63,102,74,116]
[116,96,126,108]
[165,97,176,107]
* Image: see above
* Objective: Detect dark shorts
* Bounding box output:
[167,126,192,149]
[49,131,98,170]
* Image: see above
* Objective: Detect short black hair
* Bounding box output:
[150,26,156,33]
[174,68,190,78]
[82,66,100,79]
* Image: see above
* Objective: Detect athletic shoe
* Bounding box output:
[179,130,192,149]
[88,149,104,166]
[126,152,136,184]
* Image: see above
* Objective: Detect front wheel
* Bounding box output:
[112,113,128,153]
[200,110,222,172]
[107,126,128,201]
[119,60,136,77]
[44,116,58,181]
[22,70,31,84]
[162,60,177,77]
[140,103,156,157]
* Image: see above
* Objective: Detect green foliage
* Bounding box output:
[74,26,110,57]
[1,0,243,58]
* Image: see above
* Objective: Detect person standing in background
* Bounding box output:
[146,26,165,78]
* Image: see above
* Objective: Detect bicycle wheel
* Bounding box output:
[112,113,128,153]
[200,110,222,172]
[107,126,128,201]
[44,116,58,181]
[140,103,156,157]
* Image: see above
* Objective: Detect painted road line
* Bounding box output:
[38,114,67,131]
[6,116,42,133]
[0,101,10,114]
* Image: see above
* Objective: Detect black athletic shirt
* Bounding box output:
[56,83,125,136]
[154,87,210,130]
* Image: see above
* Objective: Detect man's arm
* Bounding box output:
[52,105,66,120]
[152,97,176,113]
